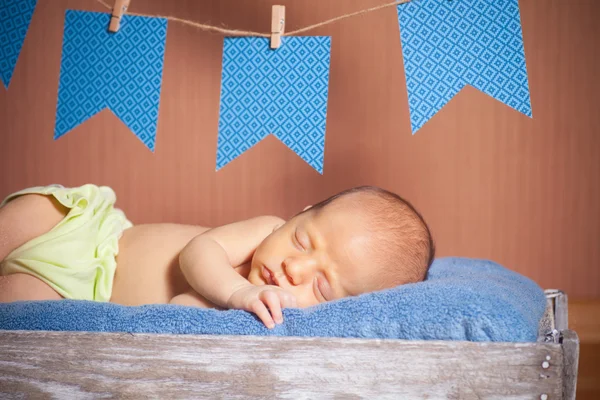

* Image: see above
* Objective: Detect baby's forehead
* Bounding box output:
[319,196,384,227]
[315,198,369,223]
[312,203,372,243]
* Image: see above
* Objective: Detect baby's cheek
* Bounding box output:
[291,288,319,308]
[246,264,265,286]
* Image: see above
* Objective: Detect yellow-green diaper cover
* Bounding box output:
[0,184,133,302]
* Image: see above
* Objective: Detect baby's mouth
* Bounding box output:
[261,266,278,286]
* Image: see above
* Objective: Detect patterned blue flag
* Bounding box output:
[397,0,532,133]
[0,0,37,88]
[55,11,167,151]
[217,37,331,174]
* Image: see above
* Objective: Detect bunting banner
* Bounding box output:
[3,1,535,165]
[217,37,331,174]
[54,10,167,151]
[397,0,532,133]
[0,0,38,88]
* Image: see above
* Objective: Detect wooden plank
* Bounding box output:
[555,292,569,332]
[538,297,556,342]
[0,330,563,399]
[561,329,580,400]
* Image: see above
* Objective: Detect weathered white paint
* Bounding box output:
[0,330,564,399]
[561,330,580,400]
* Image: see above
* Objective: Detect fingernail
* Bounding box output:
[267,322,275,329]
[276,317,283,324]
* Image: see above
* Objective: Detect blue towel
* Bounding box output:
[0,257,546,342]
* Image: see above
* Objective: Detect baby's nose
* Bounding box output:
[283,257,315,285]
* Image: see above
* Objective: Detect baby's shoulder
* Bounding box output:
[251,215,285,227]
[219,215,284,232]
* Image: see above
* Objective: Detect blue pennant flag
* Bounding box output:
[217,37,331,174]
[397,0,532,133]
[55,10,167,151]
[0,0,38,88]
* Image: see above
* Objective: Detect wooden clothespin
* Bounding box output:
[108,0,131,33]
[270,5,285,49]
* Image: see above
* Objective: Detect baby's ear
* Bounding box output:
[303,205,312,212]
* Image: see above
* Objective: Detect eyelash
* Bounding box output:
[293,231,305,251]
[315,277,327,301]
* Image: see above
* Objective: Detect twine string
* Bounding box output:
[94,0,412,37]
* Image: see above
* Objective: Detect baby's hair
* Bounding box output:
[300,186,435,290]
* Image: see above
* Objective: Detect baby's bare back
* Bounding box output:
[110,223,210,305]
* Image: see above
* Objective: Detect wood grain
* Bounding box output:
[561,330,580,400]
[0,330,564,399]
[0,0,598,297]
[555,292,569,332]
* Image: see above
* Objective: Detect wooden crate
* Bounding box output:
[0,291,579,399]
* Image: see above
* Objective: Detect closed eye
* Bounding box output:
[293,230,305,251]
[314,276,330,302]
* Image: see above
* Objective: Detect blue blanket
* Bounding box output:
[0,257,546,342]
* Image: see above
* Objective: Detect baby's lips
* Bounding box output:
[261,266,273,285]
[262,265,286,287]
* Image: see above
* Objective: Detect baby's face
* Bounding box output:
[247,205,376,307]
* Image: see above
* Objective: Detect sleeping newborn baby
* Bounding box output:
[0,184,434,328]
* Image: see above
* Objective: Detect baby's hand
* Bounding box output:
[227,285,297,329]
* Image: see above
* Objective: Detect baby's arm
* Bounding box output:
[178,215,295,328]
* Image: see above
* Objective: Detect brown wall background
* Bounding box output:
[1,0,598,298]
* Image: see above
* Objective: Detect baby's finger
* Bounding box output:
[260,291,283,324]
[250,300,275,329]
